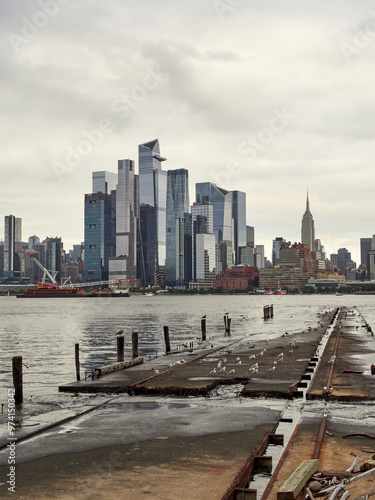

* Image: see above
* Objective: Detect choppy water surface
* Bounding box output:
[0,294,374,417]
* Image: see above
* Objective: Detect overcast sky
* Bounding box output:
[2,0,375,263]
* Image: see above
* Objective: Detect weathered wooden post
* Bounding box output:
[263,305,269,320]
[227,317,231,335]
[224,315,228,333]
[75,343,80,381]
[201,317,206,341]
[163,326,171,354]
[117,335,125,362]
[132,332,138,359]
[12,356,23,404]
[270,304,274,318]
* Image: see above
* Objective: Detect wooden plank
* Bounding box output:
[277,459,320,500]
[99,357,143,375]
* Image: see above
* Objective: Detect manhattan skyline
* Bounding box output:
[2,1,375,263]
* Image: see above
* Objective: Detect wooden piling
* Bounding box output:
[132,332,138,359]
[12,356,23,404]
[201,317,206,341]
[75,343,80,381]
[227,317,231,335]
[117,335,125,362]
[163,326,171,354]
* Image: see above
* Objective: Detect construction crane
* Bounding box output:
[60,278,136,289]
[21,250,59,287]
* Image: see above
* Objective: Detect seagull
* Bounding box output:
[328,355,336,364]
[116,330,124,336]
[289,349,294,353]
[236,360,242,366]
[220,367,226,372]
[236,357,240,361]
[249,354,256,360]
[202,315,206,319]
[223,358,227,362]
[250,363,258,370]
[277,353,284,359]
[291,342,296,348]
[209,368,216,374]
[268,366,276,371]
[249,367,258,373]
[154,369,160,374]
[228,369,235,374]
[273,361,278,366]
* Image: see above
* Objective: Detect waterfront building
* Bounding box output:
[360,238,372,268]
[213,265,259,291]
[165,169,190,285]
[195,182,233,244]
[82,192,116,282]
[138,139,167,285]
[231,190,246,264]
[301,192,315,250]
[92,170,118,194]
[246,226,255,247]
[260,243,315,290]
[108,159,138,283]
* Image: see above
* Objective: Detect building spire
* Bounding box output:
[306,190,310,213]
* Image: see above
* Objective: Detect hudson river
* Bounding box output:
[1,294,374,419]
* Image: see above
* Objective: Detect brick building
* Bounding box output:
[213,265,259,291]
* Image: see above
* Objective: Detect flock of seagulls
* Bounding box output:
[207,340,301,377]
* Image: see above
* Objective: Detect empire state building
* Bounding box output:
[301,192,315,250]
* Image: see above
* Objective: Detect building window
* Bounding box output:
[89,224,96,228]
[90,200,96,204]
[89,245,96,249]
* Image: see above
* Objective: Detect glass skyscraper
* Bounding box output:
[82,192,116,282]
[4,215,15,273]
[166,169,190,285]
[138,139,167,285]
[195,183,233,244]
[231,190,246,264]
[109,159,138,282]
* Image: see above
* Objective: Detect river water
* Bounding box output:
[0,294,374,419]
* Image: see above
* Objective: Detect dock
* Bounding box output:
[1,306,374,499]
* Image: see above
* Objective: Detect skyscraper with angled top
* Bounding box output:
[301,192,315,250]
[138,139,167,285]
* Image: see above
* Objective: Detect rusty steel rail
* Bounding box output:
[323,328,341,396]
[221,417,280,500]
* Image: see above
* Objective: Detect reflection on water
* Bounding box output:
[0,294,374,414]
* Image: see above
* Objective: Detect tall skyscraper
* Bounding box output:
[231,190,246,264]
[165,169,190,285]
[82,192,116,282]
[191,202,213,234]
[109,159,138,283]
[195,183,233,244]
[138,139,167,285]
[4,215,16,273]
[360,237,372,267]
[301,192,315,250]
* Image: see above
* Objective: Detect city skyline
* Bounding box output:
[2,1,375,263]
